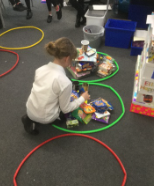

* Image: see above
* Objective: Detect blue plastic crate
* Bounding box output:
[105,19,137,49]
[130,42,143,56]
[128,4,153,29]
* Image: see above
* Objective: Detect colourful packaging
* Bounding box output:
[90,97,113,113]
[99,62,113,73]
[66,119,79,128]
[78,62,94,69]
[71,108,86,123]
[101,98,114,111]
[92,113,110,124]
[97,60,116,78]
[80,102,96,114]
[71,107,92,124]
[90,99,108,113]
[70,90,79,102]
[83,114,92,124]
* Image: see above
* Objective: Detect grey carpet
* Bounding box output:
[0,1,154,186]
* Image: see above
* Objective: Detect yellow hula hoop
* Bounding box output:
[0,26,44,50]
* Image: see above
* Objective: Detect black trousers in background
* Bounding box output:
[9,0,31,9]
[70,0,84,17]
[46,0,59,11]
[9,0,20,4]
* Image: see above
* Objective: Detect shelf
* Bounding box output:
[132,55,154,108]
[130,103,154,117]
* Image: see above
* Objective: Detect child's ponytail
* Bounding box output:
[45,42,59,57]
[45,37,77,59]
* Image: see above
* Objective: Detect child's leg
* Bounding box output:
[25,0,33,19]
[51,0,62,20]
[69,0,84,27]
[59,111,66,122]
[25,0,30,9]
[21,114,39,135]
[9,0,27,11]
[46,0,53,23]
[46,0,52,13]
[78,0,86,24]
[59,0,64,8]
[52,112,66,125]
[9,0,16,6]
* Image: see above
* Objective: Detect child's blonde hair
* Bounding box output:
[45,37,77,59]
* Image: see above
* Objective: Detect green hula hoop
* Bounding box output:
[52,83,125,133]
[71,52,119,83]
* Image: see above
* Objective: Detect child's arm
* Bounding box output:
[58,83,86,114]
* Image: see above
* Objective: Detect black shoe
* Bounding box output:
[75,15,81,28]
[26,10,33,20]
[47,15,52,23]
[80,17,86,25]
[56,5,62,20]
[13,3,27,11]
[21,114,39,135]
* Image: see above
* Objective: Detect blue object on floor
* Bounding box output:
[130,42,143,56]
[128,0,154,29]
[105,19,137,49]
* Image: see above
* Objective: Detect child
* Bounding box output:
[70,0,86,28]
[46,0,62,23]
[9,0,32,19]
[22,37,90,135]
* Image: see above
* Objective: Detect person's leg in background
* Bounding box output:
[78,0,86,25]
[70,0,85,28]
[25,0,33,19]
[46,0,53,23]
[9,0,27,11]
[51,0,62,20]
[58,0,64,8]
[46,0,62,23]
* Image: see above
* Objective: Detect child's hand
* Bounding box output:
[81,91,90,100]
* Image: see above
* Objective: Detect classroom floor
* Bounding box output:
[0,1,154,186]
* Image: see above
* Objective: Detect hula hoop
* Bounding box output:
[53,83,125,133]
[0,49,19,77]
[71,52,119,83]
[0,26,44,50]
[13,134,127,186]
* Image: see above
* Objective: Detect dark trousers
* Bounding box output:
[70,0,84,17]
[9,0,20,4]
[23,111,66,134]
[9,0,31,9]
[46,0,59,11]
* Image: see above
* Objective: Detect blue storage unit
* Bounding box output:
[128,0,154,29]
[105,19,137,49]
[130,42,143,56]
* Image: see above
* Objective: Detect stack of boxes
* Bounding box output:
[67,47,98,79]
[130,13,154,117]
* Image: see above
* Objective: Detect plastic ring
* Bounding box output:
[0,49,19,77]
[71,52,119,83]
[13,134,127,186]
[0,26,44,50]
[53,83,125,133]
